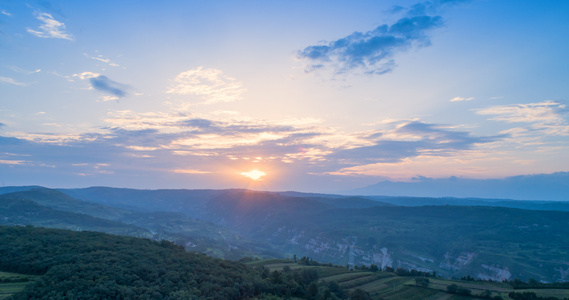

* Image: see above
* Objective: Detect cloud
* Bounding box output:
[8,66,42,75]
[89,76,128,98]
[450,96,474,102]
[27,11,73,40]
[1,10,11,16]
[476,101,569,136]
[326,121,505,166]
[166,67,246,104]
[0,159,26,165]
[84,53,120,67]
[477,101,567,124]
[73,72,100,80]
[1,105,507,188]
[172,169,213,174]
[0,77,28,86]
[298,14,443,74]
[73,72,128,98]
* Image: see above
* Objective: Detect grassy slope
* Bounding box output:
[251,260,569,300]
[0,272,36,300]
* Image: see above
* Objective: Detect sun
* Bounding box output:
[241,170,266,181]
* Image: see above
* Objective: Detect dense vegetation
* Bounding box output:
[0,226,353,299]
[3,225,569,299]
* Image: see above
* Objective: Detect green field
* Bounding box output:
[249,261,569,300]
[0,272,35,299]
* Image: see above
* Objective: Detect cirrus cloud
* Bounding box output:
[27,11,73,40]
[476,101,569,136]
[0,77,28,86]
[450,96,475,102]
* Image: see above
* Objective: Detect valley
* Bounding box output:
[2,186,569,284]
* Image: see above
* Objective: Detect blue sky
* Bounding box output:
[1,0,568,192]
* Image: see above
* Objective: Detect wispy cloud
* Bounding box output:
[166,67,246,104]
[8,66,41,75]
[450,96,474,102]
[298,14,442,75]
[172,169,213,174]
[84,53,120,67]
[326,121,505,166]
[0,77,28,86]
[0,159,26,165]
[0,106,507,186]
[1,10,11,16]
[102,109,504,174]
[27,11,73,40]
[476,101,569,136]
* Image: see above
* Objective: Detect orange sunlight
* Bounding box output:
[240,170,266,181]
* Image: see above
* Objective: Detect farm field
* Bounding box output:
[0,272,35,299]
[250,260,569,299]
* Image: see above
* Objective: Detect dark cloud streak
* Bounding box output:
[298,14,442,74]
[89,75,127,98]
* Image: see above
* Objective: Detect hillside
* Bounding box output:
[0,226,356,299]
[4,226,569,299]
[0,226,269,299]
[0,189,279,260]
[58,187,569,282]
[250,259,569,300]
[203,192,569,282]
[3,186,569,283]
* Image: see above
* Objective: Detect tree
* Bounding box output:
[447,284,471,296]
[306,282,319,300]
[349,288,371,300]
[415,277,429,287]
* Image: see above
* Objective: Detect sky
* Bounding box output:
[1,0,568,192]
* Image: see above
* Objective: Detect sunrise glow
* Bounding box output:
[241,170,266,181]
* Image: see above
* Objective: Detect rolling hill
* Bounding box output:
[3,186,569,282]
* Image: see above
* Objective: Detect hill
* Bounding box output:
[348,172,569,201]
[59,187,569,282]
[3,186,569,282]
[0,189,279,260]
[0,226,348,299]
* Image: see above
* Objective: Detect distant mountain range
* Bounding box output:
[347,172,569,201]
[2,186,569,282]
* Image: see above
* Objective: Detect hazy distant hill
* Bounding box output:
[59,187,569,282]
[283,191,569,211]
[203,191,569,282]
[4,186,569,282]
[348,172,569,201]
[0,194,151,236]
[0,189,279,260]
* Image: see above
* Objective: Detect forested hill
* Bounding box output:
[0,225,339,299]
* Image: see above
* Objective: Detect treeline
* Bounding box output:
[0,226,365,299]
[511,278,569,290]
[509,291,569,300]
[0,276,30,283]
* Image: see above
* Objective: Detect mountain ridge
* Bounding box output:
[347,172,569,201]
